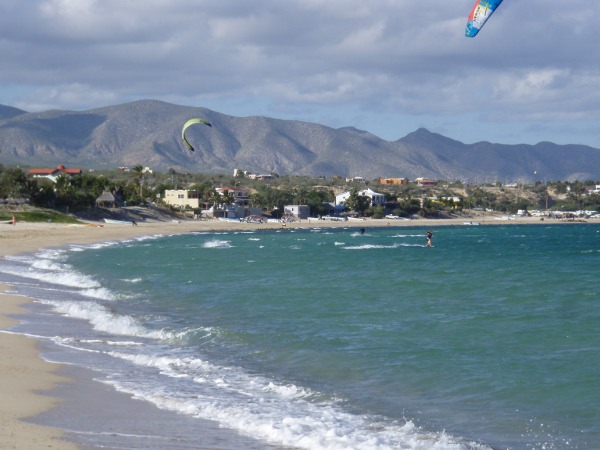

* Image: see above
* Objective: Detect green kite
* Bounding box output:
[181,118,212,152]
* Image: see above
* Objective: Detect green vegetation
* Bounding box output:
[0,209,81,224]
[1,164,599,222]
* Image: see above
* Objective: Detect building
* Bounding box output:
[346,176,366,183]
[163,190,201,209]
[284,205,309,219]
[415,177,437,187]
[215,187,250,205]
[28,164,82,182]
[248,173,274,180]
[335,188,385,206]
[380,177,408,185]
[233,169,274,180]
[202,204,263,219]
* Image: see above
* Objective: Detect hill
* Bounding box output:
[0,99,598,181]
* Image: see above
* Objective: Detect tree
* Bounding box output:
[344,188,370,216]
[0,167,38,199]
[54,174,76,208]
[132,164,145,200]
[219,189,235,206]
[305,189,333,216]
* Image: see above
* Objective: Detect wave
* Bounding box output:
[42,299,173,340]
[101,350,486,450]
[202,239,233,249]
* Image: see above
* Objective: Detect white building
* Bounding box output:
[335,188,385,207]
[284,205,310,219]
[215,187,249,204]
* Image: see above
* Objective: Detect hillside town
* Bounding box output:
[1,162,599,223]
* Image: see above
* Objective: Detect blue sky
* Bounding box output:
[2,0,600,147]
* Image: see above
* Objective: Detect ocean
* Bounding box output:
[1,223,598,449]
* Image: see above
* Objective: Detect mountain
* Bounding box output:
[0,105,26,120]
[0,99,598,181]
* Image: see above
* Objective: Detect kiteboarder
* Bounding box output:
[426,230,433,247]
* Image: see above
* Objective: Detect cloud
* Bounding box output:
[1,0,600,146]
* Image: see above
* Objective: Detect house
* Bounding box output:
[380,177,408,185]
[346,176,366,183]
[587,185,600,194]
[163,189,201,209]
[202,204,263,219]
[248,173,274,180]
[335,188,385,207]
[215,187,250,205]
[28,164,82,182]
[415,177,437,187]
[284,205,309,219]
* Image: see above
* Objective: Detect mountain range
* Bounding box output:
[1,99,599,182]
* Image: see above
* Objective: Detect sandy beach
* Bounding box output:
[0,214,581,448]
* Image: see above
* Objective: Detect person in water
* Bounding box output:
[426,230,433,247]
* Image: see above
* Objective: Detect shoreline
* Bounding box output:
[0,285,80,449]
[0,215,592,448]
[0,214,582,258]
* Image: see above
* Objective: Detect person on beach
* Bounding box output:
[11,216,16,226]
[426,230,433,247]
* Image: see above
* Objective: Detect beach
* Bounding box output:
[0,214,586,448]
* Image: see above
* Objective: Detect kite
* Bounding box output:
[465,0,503,37]
[181,118,212,152]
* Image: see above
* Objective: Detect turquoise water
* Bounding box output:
[1,223,599,449]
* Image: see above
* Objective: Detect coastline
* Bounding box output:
[0,285,79,449]
[0,214,589,448]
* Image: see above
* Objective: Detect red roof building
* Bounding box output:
[28,164,82,182]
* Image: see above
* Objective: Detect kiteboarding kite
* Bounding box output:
[181,118,212,152]
[465,0,503,37]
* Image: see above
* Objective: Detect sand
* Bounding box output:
[0,213,579,448]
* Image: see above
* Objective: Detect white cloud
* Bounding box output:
[1,0,600,146]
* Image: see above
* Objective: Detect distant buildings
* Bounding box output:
[215,187,250,205]
[336,188,385,207]
[28,164,82,182]
[346,176,366,183]
[415,177,437,187]
[163,188,261,219]
[284,205,309,219]
[164,189,202,209]
[380,177,408,185]
[233,169,274,180]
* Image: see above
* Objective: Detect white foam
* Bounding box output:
[202,239,233,249]
[122,277,143,283]
[100,350,489,450]
[43,300,174,340]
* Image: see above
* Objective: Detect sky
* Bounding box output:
[2,0,600,148]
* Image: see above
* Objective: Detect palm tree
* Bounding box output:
[132,164,144,199]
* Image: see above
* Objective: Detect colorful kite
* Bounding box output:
[465,0,504,37]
